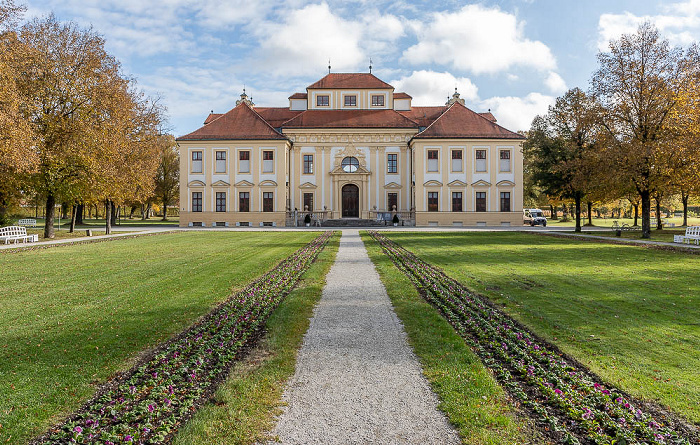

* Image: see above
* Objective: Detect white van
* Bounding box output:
[523,209,547,226]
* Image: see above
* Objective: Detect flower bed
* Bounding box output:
[35,231,333,444]
[369,231,694,445]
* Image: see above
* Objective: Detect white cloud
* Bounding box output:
[598,3,700,51]
[544,71,567,94]
[391,70,478,106]
[479,93,555,132]
[402,4,556,74]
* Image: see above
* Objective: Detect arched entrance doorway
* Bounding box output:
[342,184,359,218]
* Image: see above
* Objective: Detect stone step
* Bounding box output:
[321,219,387,227]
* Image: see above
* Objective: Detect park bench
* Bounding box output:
[611,220,640,235]
[17,218,37,227]
[673,226,700,245]
[0,226,37,244]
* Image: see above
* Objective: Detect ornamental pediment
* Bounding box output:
[211,180,230,187]
[497,180,515,187]
[423,180,443,187]
[471,179,491,187]
[235,180,254,187]
[299,182,317,189]
[259,180,278,187]
[188,180,205,187]
[447,180,468,187]
[384,182,402,189]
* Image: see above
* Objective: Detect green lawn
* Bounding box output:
[363,234,541,444]
[173,234,339,444]
[578,228,690,243]
[378,232,700,425]
[547,216,700,229]
[0,231,318,443]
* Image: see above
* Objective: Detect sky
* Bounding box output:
[23,0,700,136]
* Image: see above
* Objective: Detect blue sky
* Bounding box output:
[24,0,700,136]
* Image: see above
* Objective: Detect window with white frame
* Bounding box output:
[303,154,313,174]
[500,192,511,212]
[427,150,439,172]
[371,95,384,107]
[239,192,250,212]
[451,149,463,172]
[191,151,202,173]
[192,192,202,212]
[263,192,274,212]
[262,150,274,173]
[475,191,487,212]
[344,95,357,107]
[316,95,329,107]
[239,150,250,173]
[499,149,511,172]
[215,151,226,173]
[428,192,439,211]
[215,192,226,212]
[387,153,397,173]
[475,149,487,172]
[452,192,463,212]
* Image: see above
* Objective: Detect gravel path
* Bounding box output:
[268,230,459,444]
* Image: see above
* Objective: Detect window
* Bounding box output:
[387,192,398,211]
[387,153,398,173]
[451,150,463,172]
[303,193,314,212]
[303,154,314,174]
[500,192,511,212]
[499,150,511,172]
[192,192,202,212]
[475,192,487,212]
[371,95,384,106]
[344,95,356,107]
[192,151,202,173]
[452,192,463,212]
[239,150,250,173]
[239,192,250,212]
[316,95,329,107]
[263,192,274,212]
[262,150,274,173]
[475,149,487,172]
[427,150,438,172]
[216,192,226,212]
[341,156,359,173]
[428,192,439,212]
[215,151,226,173]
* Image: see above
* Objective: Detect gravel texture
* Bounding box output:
[268,230,459,444]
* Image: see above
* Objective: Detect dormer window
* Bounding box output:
[316,95,329,107]
[344,95,357,107]
[371,95,384,107]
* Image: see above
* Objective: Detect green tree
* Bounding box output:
[153,134,179,221]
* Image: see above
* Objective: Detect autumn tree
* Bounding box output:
[592,22,685,238]
[524,88,599,232]
[153,134,179,221]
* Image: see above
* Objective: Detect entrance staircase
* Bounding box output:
[320,218,387,227]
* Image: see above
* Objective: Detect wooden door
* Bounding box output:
[342,184,359,217]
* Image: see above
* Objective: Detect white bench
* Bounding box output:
[0,226,36,244]
[674,226,700,245]
[17,218,37,227]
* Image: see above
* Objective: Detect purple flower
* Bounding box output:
[164,398,171,406]
[148,403,155,412]
[124,435,132,442]
[129,385,136,394]
[554,389,563,396]
[73,426,82,434]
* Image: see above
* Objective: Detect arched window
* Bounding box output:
[341,156,359,173]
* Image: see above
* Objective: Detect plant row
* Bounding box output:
[36,231,333,444]
[368,231,692,445]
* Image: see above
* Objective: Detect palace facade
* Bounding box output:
[177,73,524,227]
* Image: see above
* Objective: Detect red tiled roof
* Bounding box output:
[288,93,307,99]
[478,112,497,123]
[255,107,304,128]
[281,109,418,129]
[398,106,447,128]
[393,92,412,99]
[307,73,394,90]
[177,103,287,141]
[203,113,223,124]
[414,103,524,139]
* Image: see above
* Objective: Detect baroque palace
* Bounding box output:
[177,73,524,227]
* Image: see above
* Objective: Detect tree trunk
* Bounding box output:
[144,203,152,219]
[76,203,84,225]
[162,198,168,221]
[641,190,651,239]
[633,203,639,227]
[105,200,112,235]
[682,192,689,227]
[141,203,146,220]
[655,196,663,230]
[129,205,137,219]
[574,195,582,232]
[45,193,56,239]
[550,204,557,220]
[587,202,593,225]
[69,204,77,233]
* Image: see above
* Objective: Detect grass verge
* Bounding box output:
[0,231,318,443]
[377,231,700,425]
[172,233,339,444]
[362,232,540,444]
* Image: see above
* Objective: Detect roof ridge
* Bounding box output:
[415,102,455,136]
[242,102,288,136]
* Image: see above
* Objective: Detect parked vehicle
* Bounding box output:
[523,208,547,226]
